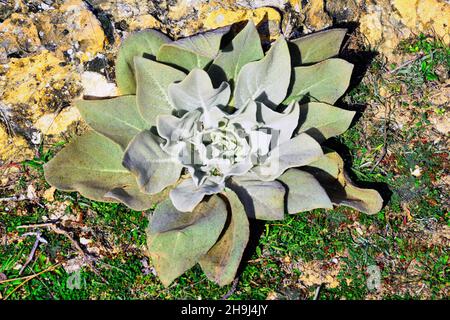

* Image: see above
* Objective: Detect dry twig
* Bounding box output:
[3,263,61,300]
[19,232,48,275]
[222,277,240,300]
[16,221,108,283]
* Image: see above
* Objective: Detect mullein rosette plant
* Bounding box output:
[44,21,383,286]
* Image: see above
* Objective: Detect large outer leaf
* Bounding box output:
[297,102,355,142]
[291,28,347,65]
[116,30,171,95]
[134,57,186,126]
[168,68,230,113]
[199,190,249,286]
[284,58,353,105]
[302,151,383,214]
[252,133,323,181]
[234,37,291,109]
[277,169,332,214]
[208,21,264,89]
[228,176,285,220]
[76,96,148,150]
[146,196,227,286]
[157,27,229,72]
[122,130,183,194]
[43,131,153,211]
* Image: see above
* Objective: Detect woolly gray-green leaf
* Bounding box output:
[122,130,183,194]
[228,176,285,220]
[284,58,353,105]
[43,131,153,211]
[303,151,383,214]
[199,190,249,286]
[116,29,171,95]
[208,20,263,89]
[234,37,291,109]
[298,102,355,142]
[252,133,323,181]
[169,179,224,212]
[277,169,332,214]
[146,195,227,286]
[168,68,230,113]
[157,110,202,146]
[76,96,148,150]
[257,101,300,144]
[134,57,186,126]
[291,28,347,65]
[157,27,230,72]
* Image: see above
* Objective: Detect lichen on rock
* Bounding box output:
[0,13,41,61]
[1,50,80,122]
[35,0,106,62]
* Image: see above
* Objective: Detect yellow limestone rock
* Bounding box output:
[203,6,281,29]
[201,5,281,40]
[361,0,450,61]
[416,0,450,43]
[303,0,332,31]
[2,50,79,122]
[0,125,34,164]
[168,0,197,21]
[392,0,418,28]
[360,7,384,44]
[36,0,105,62]
[128,14,162,31]
[0,13,41,58]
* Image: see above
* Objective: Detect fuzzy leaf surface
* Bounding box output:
[76,96,148,150]
[44,131,153,210]
[146,195,227,286]
[116,30,170,94]
[199,190,249,286]
[134,57,186,126]
[284,58,353,105]
[291,28,347,65]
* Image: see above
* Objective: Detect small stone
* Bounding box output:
[63,257,84,273]
[27,184,37,200]
[43,186,56,202]
[303,0,332,31]
[0,47,7,64]
[34,106,81,136]
[80,237,91,245]
[31,131,42,145]
[81,71,118,97]
[266,291,279,300]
